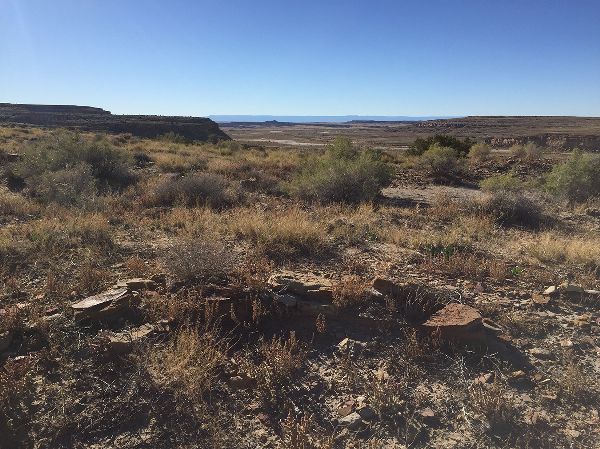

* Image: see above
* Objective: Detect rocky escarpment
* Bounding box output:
[415,116,600,151]
[0,103,230,142]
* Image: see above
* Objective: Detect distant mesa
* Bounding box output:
[0,103,230,142]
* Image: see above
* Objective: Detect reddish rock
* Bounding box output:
[423,303,483,339]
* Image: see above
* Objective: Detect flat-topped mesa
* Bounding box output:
[0,103,230,143]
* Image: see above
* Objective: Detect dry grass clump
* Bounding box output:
[228,206,330,259]
[497,311,553,338]
[526,232,600,269]
[246,332,307,408]
[23,212,114,253]
[322,203,382,245]
[153,151,207,173]
[149,173,235,208]
[388,212,496,255]
[0,188,39,218]
[281,414,335,449]
[477,191,544,228]
[163,236,234,282]
[469,380,519,434]
[145,327,226,400]
[420,252,508,280]
[232,252,274,295]
[76,259,111,295]
[559,363,599,405]
[332,275,370,309]
[124,255,149,276]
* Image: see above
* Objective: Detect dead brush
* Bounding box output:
[0,356,35,418]
[143,290,212,327]
[368,371,407,427]
[420,252,508,280]
[332,275,370,309]
[0,305,22,334]
[162,235,234,283]
[144,326,227,402]
[429,193,464,221]
[245,332,307,409]
[77,257,110,295]
[124,255,148,276]
[468,380,519,434]
[231,251,274,296]
[559,362,599,405]
[281,414,334,449]
[389,284,447,323]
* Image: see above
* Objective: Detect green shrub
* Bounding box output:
[468,143,492,162]
[480,173,524,192]
[287,137,392,204]
[545,150,600,203]
[151,173,233,208]
[510,142,544,161]
[159,132,190,144]
[30,164,98,207]
[408,135,474,157]
[16,130,135,193]
[417,144,461,178]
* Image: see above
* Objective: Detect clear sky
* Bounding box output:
[1,0,599,116]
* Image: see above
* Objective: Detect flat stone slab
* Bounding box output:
[114,278,158,291]
[269,271,333,301]
[106,324,156,355]
[423,303,482,329]
[72,287,131,322]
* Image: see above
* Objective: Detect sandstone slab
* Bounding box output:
[269,271,333,301]
[72,287,133,322]
[106,323,157,355]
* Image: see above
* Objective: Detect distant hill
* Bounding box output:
[210,115,454,123]
[0,103,230,142]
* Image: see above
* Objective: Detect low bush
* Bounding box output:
[408,134,474,157]
[287,137,392,204]
[15,130,135,205]
[146,327,225,400]
[478,191,544,228]
[468,142,492,162]
[480,173,524,192]
[151,173,233,208]
[159,132,190,144]
[163,236,233,282]
[544,149,600,203]
[29,164,98,207]
[0,188,38,217]
[417,144,462,178]
[133,151,154,168]
[510,142,543,161]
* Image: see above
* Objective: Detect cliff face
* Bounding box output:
[0,103,230,142]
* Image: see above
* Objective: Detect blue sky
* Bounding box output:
[1,0,599,116]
